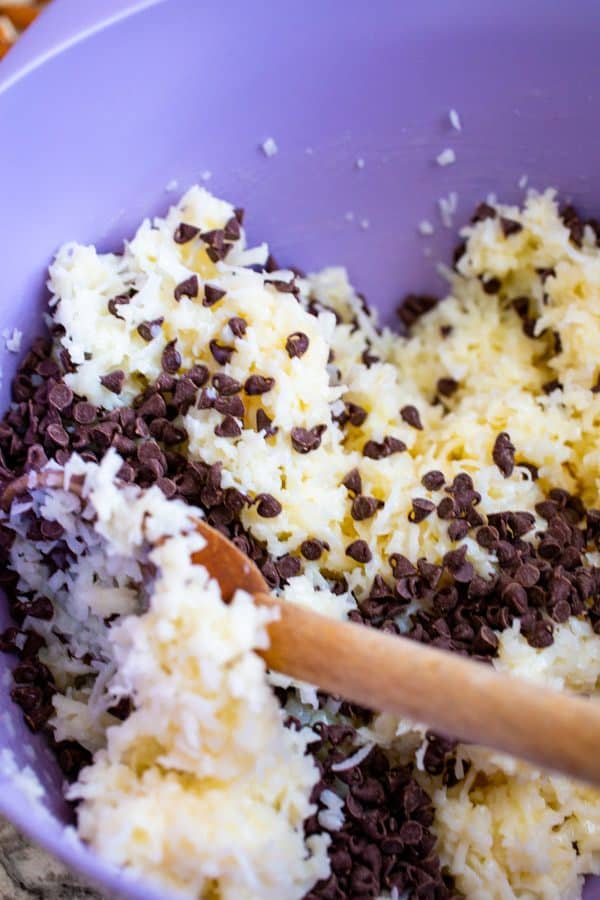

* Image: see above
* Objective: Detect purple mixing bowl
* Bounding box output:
[1,0,600,896]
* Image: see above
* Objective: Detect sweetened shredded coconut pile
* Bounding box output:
[1,186,600,899]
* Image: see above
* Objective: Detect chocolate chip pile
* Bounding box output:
[302,723,459,900]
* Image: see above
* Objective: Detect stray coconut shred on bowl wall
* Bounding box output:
[0,185,600,899]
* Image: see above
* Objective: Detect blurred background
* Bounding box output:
[0,2,47,58]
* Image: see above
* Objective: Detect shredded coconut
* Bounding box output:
[436,148,456,167]
[449,108,462,132]
[418,219,435,236]
[2,327,22,352]
[261,137,278,158]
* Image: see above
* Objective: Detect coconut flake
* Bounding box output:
[331,741,375,772]
[436,148,456,167]
[261,137,278,158]
[449,109,462,132]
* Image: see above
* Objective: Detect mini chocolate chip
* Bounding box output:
[107,295,129,319]
[214,416,242,438]
[474,625,499,654]
[436,496,456,519]
[476,525,499,548]
[493,432,515,477]
[138,393,167,419]
[188,364,209,387]
[502,582,528,615]
[409,498,436,523]
[285,332,309,358]
[173,222,200,244]
[346,403,368,427]
[346,540,372,563]
[301,540,326,561]
[528,620,554,648]
[137,318,164,342]
[422,470,445,491]
[443,546,474,582]
[73,403,97,427]
[48,383,73,411]
[448,519,469,541]
[362,436,406,459]
[514,563,540,587]
[174,377,198,407]
[214,395,245,417]
[244,375,275,395]
[255,493,282,518]
[291,425,326,453]
[256,408,277,436]
[437,377,459,397]
[482,276,501,295]
[542,378,561,394]
[471,202,497,223]
[100,370,125,395]
[400,405,423,430]
[209,340,235,365]
[500,217,523,237]
[228,316,247,337]
[277,554,301,580]
[46,424,69,447]
[203,285,226,307]
[397,294,438,329]
[224,216,241,241]
[212,374,241,395]
[342,468,362,494]
[174,274,199,301]
[351,495,381,521]
[551,599,572,623]
[162,340,181,374]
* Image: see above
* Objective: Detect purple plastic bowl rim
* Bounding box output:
[0,0,166,95]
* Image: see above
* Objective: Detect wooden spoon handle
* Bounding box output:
[256,593,600,785]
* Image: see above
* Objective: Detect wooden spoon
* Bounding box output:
[194,519,600,786]
[4,473,600,784]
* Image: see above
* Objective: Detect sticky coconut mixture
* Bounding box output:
[0,187,600,899]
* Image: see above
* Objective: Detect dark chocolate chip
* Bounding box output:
[162,340,181,374]
[107,295,129,320]
[342,468,362,495]
[256,408,277,436]
[471,202,497,223]
[346,540,372,564]
[437,377,459,398]
[500,217,523,237]
[400,405,423,430]
[244,375,275,395]
[482,277,501,295]
[203,285,226,307]
[351,495,381,521]
[448,519,469,541]
[409,498,436,523]
[285,332,309,359]
[214,416,242,438]
[174,274,199,301]
[100,370,125,395]
[228,317,247,337]
[137,318,164,342]
[173,222,200,244]
[255,493,282,518]
[212,374,241,395]
[492,432,515,477]
[209,340,235,366]
[397,294,438,329]
[291,425,326,453]
[421,470,445,491]
[48,383,73,411]
[362,436,406,459]
[301,540,327,561]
